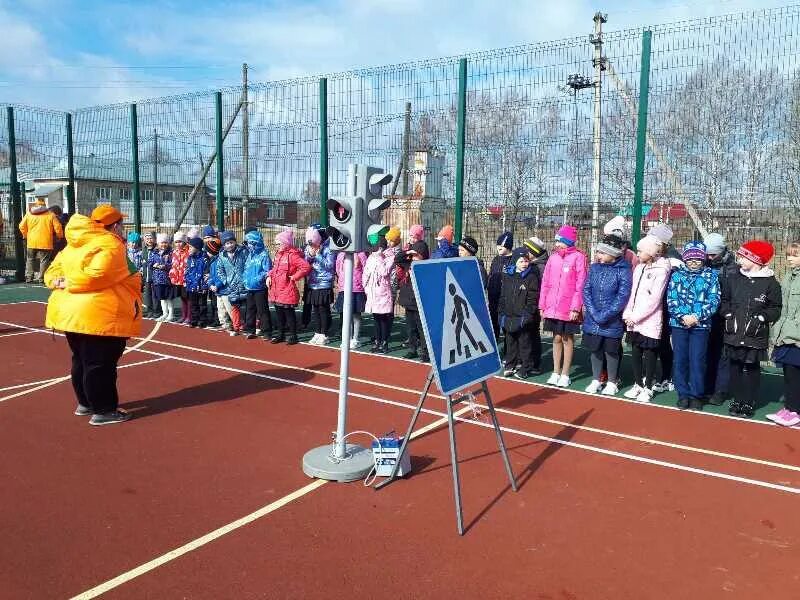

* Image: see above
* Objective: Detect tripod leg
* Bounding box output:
[447,396,464,535]
[481,381,518,492]
[374,370,435,491]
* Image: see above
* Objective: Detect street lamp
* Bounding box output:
[565,74,593,224]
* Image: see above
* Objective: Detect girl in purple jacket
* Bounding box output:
[622,235,671,403]
[539,225,587,388]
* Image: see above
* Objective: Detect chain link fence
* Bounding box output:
[2,5,800,276]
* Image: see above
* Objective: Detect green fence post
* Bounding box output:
[65,113,76,215]
[7,107,24,282]
[319,77,329,228]
[130,104,141,234]
[631,30,652,247]
[215,91,225,232]
[454,58,468,242]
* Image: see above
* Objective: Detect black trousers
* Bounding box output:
[505,326,534,373]
[301,286,313,328]
[244,291,272,335]
[65,332,126,415]
[658,325,674,382]
[374,313,393,344]
[207,292,219,325]
[274,306,297,336]
[188,291,208,326]
[406,309,428,359]
[632,345,658,388]
[144,282,161,316]
[489,300,501,339]
[730,359,761,409]
[705,317,730,397]
[783,364,800,413]
[312,303,331,335]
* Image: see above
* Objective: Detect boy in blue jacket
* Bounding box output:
[667,241,721,410]
[185,237,210,327]
[242,230,273,340]
[213,231,246,336]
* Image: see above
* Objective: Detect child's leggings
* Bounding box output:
[632,345,658,389]
[784,364,800,413]
[591,349,620,382]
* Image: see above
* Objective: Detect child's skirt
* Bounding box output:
[306,287,334,306]
[335,291,367,314]
[543,318,580,336]
[581,333,622,355]
[626,331,661,349]
[724,344,766,365]
[153,283,174,300]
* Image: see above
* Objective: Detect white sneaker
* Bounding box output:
[556,374,571,388]
[664,380,675,392]
[546,372,560,385]
[350,339,360,350]
[636,388,653,403]
[602,382,619,396]
[309,333,322,345]
[585,380,603,394]
[318,335,330,346]
[624,384,642,399]
[229,330,238,337]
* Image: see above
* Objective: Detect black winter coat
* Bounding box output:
[395,253,417,310]
[707,250,738,312]
[488,254,513,305]
[498,266,541,333]
[720,268,782,350]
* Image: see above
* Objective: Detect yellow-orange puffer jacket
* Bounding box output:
[44,215,142,338]
[19,208,64,250]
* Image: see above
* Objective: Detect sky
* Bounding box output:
[0,0,794,109]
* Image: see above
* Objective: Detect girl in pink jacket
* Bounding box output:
[539,225,587,388]
[362,238,395,353]
[335,250,368,349]
[622,235,671,402]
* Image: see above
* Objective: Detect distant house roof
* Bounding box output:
[646,204,688,221]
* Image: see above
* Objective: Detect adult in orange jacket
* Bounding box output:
[18,198,64,283]
[44,205,142,426]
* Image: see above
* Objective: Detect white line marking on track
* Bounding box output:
[0,330,36,338]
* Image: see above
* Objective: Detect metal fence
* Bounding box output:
[2,5,800,278]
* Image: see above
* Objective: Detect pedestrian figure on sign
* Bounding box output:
[449,282,486,364]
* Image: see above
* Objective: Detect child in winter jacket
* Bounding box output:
[304,227,335,345]
[242,230,273,340]
[667,242,721,410]
[141,231,161,319]
[126,232,143,274]
[148,233,174,321]
[622,235,671,402]
[203,236,222,327]
[396,240,430,361]
[214,231,246,336]
[335,250,368,349]
[499,247,541,379]
[582,236,632,396]
[721,240,783,418]
[268,229,312,345]
[363,238,395,353]
[184,237,210,327]
[767,242,800,426]
[488,232,514,339]
[458,236,489,288]
[431,225,459,259]
[540,225,587,388]
[169,231,191,324]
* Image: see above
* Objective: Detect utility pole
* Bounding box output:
[241,62,249,229]
[590,11,607,251]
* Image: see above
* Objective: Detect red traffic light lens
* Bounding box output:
[326,199,351,223]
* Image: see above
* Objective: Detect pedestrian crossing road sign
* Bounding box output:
[411,257,501,396]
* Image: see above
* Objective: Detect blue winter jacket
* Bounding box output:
[431,239,459,259]
[184,252,209,293]
[582,257,632,339]
[667,265,720,329]
[216,245,248,299]
[147,248,172,286]
[243,231,273,291]
[206,253,223,294]
[306,239,335,290]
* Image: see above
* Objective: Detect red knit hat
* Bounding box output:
[737,240,774,266]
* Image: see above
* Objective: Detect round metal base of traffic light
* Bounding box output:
[302,444,374,482]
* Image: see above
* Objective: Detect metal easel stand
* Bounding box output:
[375,370,517,535]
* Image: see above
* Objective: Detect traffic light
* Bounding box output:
[326,196,363,252]
[357,165,393,247]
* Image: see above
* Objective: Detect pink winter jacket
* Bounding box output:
[539,246,588,320]
[362,249,395,314]
[336,251,367,294]
[622,257,671,340]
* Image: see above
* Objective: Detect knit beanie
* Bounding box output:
[156,232,169,244]
[244,225,257,234]
[496,231,514,250]
[648,223,673,245]
[681,241,707,263]
[410,240,429,260]
[276,229,294,247]
[703,232,726,256]
[188,237,204,251]
[555,225,577,247]
[511,247,529,263]
[201,225,217,239]
[205,238,221,255]
[219,230,236,244]
[187,227,200,240]
[603,216,626,237]
[737,240,774,266]
[409,224,425,241]
[173,231,187,243]
[143,231,155,241]
[437,225,454,243]
[127,232,141,245]
[596,234,624,258]
[305,226,322,246]
[459,236,479,256]
[636,235,662,258]
[385,227,401,244]
[523,236,546,258]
